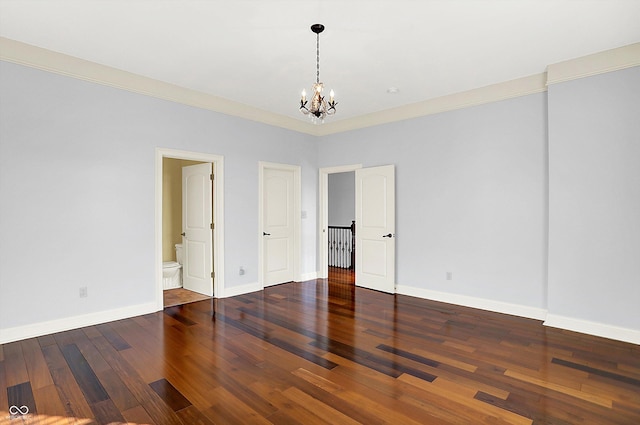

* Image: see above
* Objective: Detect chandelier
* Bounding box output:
[299,24,337,123]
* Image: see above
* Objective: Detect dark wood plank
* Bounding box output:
[552,357,640,387]
[60,343,110,404]
[149,378,192,412]
[7,381,37,415]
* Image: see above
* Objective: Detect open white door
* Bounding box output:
[260,163,300,287]
[182,163,213,296]
[355,165,395,293]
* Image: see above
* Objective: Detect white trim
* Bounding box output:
[222,282,262,298]
[544,314,640,345]
[397,285,640,344]
[0,302,156,344]
[316,74,547,136]
[396,285,548,321]
[546,42,640,86]
[258,161,301,287]
[299,271,318,282]
[156,148,225,304]
[4,36,637,136]
[318,164,362,279]
[0,37,316,135]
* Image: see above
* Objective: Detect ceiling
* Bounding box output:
[1,0,639,127]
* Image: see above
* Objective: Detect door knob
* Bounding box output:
[181,232,185,237]
[383,233,393,238]
[263,232,271,236]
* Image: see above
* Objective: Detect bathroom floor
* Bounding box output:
[163,288,211,308]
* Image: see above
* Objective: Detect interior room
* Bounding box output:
[1,1,639,424]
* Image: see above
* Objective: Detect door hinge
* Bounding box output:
[210,223,214,230]
[211,272,215,278]
[210,173,214,181]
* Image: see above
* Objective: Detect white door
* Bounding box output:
[261,164,298,286]
[182,163,213,296]
[355,165,395,293]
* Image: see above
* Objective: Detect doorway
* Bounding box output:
[319,165,362,279]
[319,164,396,293]
[155,149,225,310]
[327,171,356,284]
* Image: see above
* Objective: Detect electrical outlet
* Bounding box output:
[239,266,245,276]
[446,272,452,281]
[79,286,88,298]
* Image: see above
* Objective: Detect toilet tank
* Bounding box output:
[175,243,183,264]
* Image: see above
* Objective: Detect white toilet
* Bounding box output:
[162,243,183,290]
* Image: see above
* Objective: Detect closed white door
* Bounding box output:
[355,165,395,293]
[182,163,213,296]
[261,164,299,286]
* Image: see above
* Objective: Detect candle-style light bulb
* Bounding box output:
[329,89,335,102]
[301,89,306,102]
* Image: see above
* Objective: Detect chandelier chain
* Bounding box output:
[316,33,320,84]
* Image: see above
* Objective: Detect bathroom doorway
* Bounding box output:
[155,149,225,309]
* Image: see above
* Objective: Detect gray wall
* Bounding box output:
[318,93,548,311]
[1,58,638,342]
[328,172,355,226]
[547,66,640,331]
[0,61,317,330]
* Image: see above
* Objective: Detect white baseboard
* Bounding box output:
[0,302,158,344]
[544,314,640,345]
[396,285,548,321]
[222,282,262,298]
[396,285,640,344]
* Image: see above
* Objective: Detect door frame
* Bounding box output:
[318,164,362,279]
[258,161,301,287]
[155,148,225,310]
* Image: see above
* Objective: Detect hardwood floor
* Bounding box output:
[163,288,211,308]
[328,266,355,285]
[2,278,639,424]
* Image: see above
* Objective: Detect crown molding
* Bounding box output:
[2,36,637,136]
[546,42,640,86]
[0,37,318,135]
[316,73,547,136]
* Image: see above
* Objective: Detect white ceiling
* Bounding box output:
[1,0,639,124]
